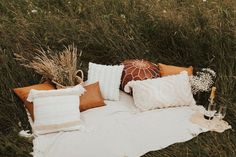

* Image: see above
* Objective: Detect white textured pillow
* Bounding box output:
[124,71,195,111]
[87,62,124,101]
[27,85,85,135]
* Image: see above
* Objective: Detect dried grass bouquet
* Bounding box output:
[14,44,83,88]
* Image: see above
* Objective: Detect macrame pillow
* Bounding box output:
[124,71,196,111]
[120,59,160,92]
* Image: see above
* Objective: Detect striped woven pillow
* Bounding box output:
[27,85,85,135]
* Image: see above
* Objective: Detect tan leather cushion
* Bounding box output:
[13,82,55,121]
[80,82,104,112]
[121,59,160,91]
[159,63,193,77]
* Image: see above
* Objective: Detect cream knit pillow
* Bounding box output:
[87,62,124,101]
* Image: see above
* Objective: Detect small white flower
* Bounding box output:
[31,9,37,13]
[202,68,216,77]
[203,0,207,2]
[163,10,167,13]
[120,14,126,19]
[68,1,71,4]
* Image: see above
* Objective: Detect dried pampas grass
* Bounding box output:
[14,44,83,87]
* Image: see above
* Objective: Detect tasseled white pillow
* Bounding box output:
[27,85,85,135]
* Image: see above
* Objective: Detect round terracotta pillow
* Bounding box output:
[120,59,160,91]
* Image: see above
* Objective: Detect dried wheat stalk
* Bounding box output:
[14,44,83,87]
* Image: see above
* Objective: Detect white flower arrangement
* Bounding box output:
[190,68,216,94]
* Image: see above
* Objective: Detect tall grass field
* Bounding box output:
[0,0,235,156]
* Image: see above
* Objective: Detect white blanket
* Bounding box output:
[33,91,208,157]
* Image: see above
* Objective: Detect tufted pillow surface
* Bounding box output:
[124,71,195,111]
[87,62,124,101]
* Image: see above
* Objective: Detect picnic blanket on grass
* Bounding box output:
[33,92,218,157]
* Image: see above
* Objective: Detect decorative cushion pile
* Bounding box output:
[87,62,124,101]
[27,85,85,135]
[13,60,196,135]
[120,59,160,91]
[13,61,195,123]
[158,63,193,76]
[124,71,195,111]
[13,82,55,121]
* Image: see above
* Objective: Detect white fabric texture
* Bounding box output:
[33,91,208,157]
[87,62,124,101]
[27,85,85,135]
[124,71,196,111]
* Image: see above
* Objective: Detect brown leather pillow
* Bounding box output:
[80,82,104,112]
[159,63,193,77]
[120,59,160,91]
[13,82,56,121]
